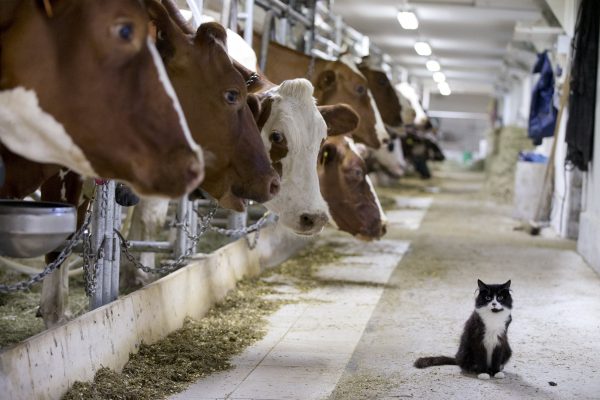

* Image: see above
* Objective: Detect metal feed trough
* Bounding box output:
[0,200,76,258]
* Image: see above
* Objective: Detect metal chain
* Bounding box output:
[115,203,218,275]
[0,199,95,294]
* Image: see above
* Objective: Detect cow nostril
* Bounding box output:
[381,224,387,236]
[300,214,315,229]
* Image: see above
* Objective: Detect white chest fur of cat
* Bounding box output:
[476,304,511,368]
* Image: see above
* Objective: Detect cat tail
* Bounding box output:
[413,356,456,368]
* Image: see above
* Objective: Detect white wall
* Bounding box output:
[577,29,600,274]
[502,75,533,128]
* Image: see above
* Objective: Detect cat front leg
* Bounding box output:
[493,372,505,379]
[477,373,491,380]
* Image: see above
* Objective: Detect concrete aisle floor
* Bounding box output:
[174,170,600,400]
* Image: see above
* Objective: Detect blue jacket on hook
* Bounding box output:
[528,51,558,146]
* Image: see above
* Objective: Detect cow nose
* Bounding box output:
[300,212,328,230]
[380,223,387,236]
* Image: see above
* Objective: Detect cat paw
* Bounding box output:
[494,372,505,379]
[477,373,491,380]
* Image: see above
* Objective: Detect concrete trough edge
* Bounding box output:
[0,223,309,400]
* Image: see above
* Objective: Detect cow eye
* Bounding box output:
[355,84,366,96]
[114,22,134,42]
[224,89,240,105]
[270,131,284,144]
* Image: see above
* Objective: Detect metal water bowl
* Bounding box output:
[0,200,76,258]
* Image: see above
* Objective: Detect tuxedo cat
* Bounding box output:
[414,279,513,380]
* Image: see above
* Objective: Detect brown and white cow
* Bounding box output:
[256,39,382,149]
[233,58,359,235]
[0,0,204,198]
[318,135,387,240]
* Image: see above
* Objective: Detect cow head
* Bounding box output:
[0,0,204,198]
[146,2,279,211]
[358,66,403,127]
[313,60,381,149]
[254,79,360,235]
[318,136,387,240]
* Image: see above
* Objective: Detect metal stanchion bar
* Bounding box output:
[110,201,122,302]
[90,184,107,310]
[174,197,189,259]
[243,0,255,45]
[186,0,204,28]
[101,181,116,305]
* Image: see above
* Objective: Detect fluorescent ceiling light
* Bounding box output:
[414,41,432,56]
[433,71,446,83]
[397,11,419,30]
[438,82,451,96]
[426,60,441,72]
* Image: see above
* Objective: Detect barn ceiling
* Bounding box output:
[332,0,556,95]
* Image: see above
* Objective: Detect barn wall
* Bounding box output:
[578,29,600,274]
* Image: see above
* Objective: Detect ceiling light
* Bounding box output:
[397,11,419,30]
[438,82,451,96]
[426,60,441,72]
[433,71,446,83]
[414,41,432,56]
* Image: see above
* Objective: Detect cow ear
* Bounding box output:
[255,95,274,130]
[318,104,359,136]
[196,22,228,49]
[316,70,336,92]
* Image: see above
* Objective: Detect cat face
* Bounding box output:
[476,280,512,313]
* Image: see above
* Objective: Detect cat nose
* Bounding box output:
[492,302,498,306]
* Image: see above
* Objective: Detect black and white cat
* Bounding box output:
[414,279,513,380]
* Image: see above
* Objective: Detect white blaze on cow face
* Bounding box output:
[0,87,97,177]
[344,136,388,224]
[261,79,330,235]
[146,38,204,164]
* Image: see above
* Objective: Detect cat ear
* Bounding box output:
[477,279,487,290]
[503,280,511,289]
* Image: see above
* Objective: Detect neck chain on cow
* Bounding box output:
[246,73,260,88]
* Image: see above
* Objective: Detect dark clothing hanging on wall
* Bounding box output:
[565,0,600,171]
[528,51,557,146]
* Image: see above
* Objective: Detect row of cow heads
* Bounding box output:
[0,0,204,198]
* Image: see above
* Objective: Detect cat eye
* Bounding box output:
[485,296,491,301]
[497,296,503,301]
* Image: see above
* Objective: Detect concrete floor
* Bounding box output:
[173,170,600,400]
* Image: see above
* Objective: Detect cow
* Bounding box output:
[234,60,360,235]
[0,0,204,198]
[255,39,382,149]
[318,135,387,240]
[358,63,403,127]
[352,62,408,180]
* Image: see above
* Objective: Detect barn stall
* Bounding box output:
[0,0,599,399]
